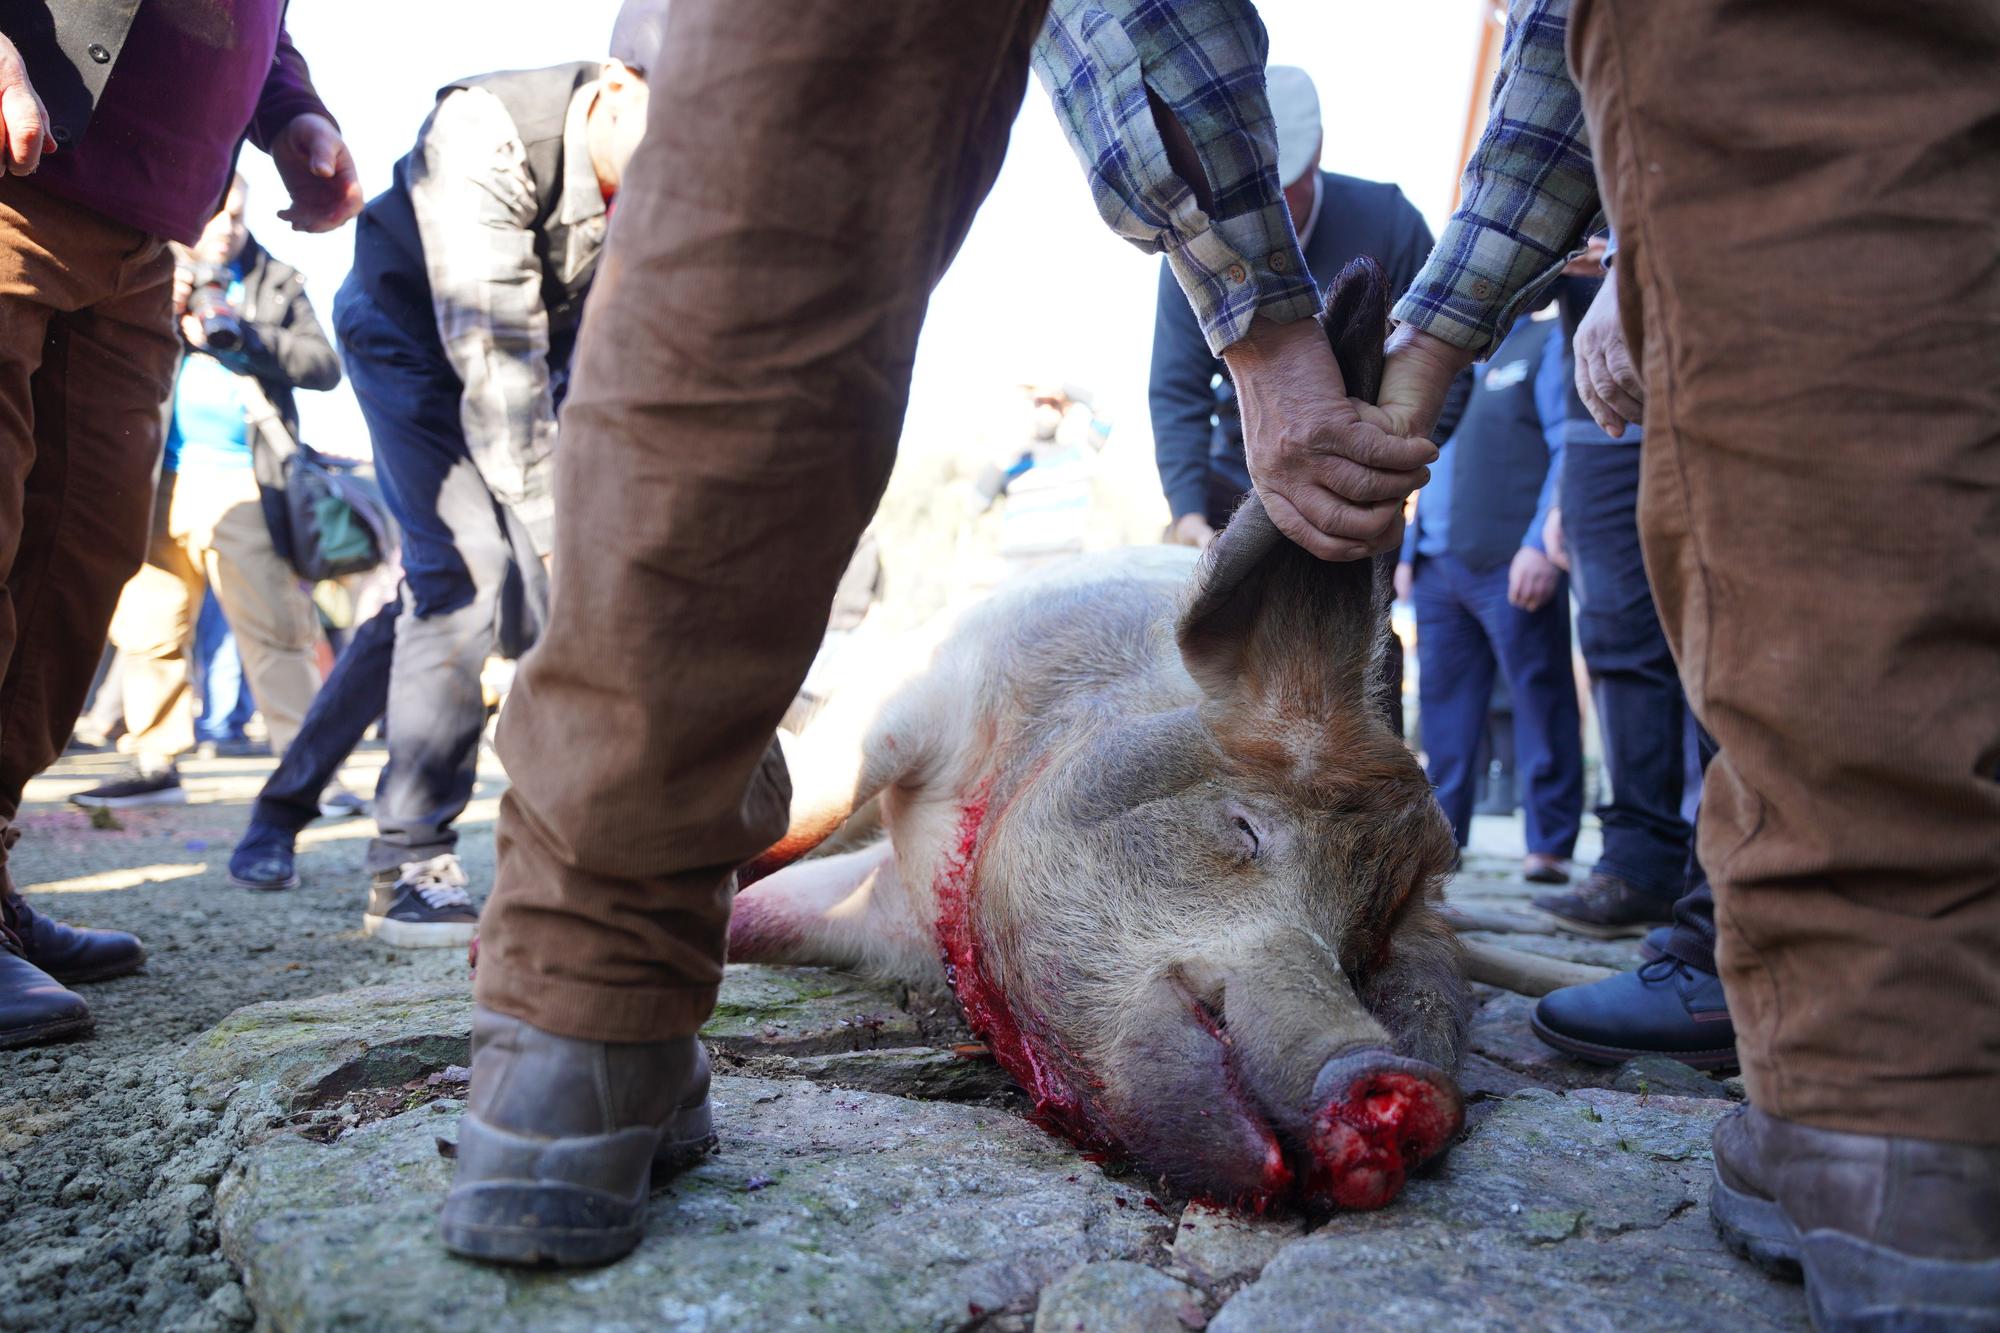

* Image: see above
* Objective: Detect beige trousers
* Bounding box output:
[111,467,321,765]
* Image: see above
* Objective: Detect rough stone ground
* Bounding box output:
[1,746,1807,1332]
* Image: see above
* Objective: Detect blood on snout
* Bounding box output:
[1306,1069,1461,1211]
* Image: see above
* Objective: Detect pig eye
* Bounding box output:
[1232,815,1262,859]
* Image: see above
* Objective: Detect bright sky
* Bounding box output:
[243,2,1490,471]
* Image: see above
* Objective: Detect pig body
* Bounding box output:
[734,260,1468,1210]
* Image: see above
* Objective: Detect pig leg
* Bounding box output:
[1357,905,1469,1072]
[740,673,934,884]
[729,840,941,983]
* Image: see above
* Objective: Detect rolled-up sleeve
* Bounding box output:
[1392,0,1601,358]
[1035,0,1317,354]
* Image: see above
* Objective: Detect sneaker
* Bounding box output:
[197,738,269,760]
[69,768,186,810]
[364,854,478,948]
[317,785,371,819]
[1638,924,1674,962]
[229,823,300,892]
[1531,871,1674,939]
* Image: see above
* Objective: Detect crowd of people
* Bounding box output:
[0,0,1991,1327]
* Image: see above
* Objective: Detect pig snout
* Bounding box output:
[1100,933,1462,1211]
[1305,1049,1463,1210]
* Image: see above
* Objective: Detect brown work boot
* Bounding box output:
[439,1006,715,1267]
[1532,871,1674,939]
[1710,1104,2000,1330]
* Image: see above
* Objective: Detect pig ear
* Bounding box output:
[1176,257,1393,704]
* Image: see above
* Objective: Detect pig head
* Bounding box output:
[734,258,1467,1212]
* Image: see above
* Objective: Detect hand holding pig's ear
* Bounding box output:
[1222,315,1433,563]
[1369,322,1478,445]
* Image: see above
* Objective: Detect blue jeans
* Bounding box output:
[1561,442,1694,902]
[332,276,549,876]
[193,589,254,744]
[249,597,395,834]
[1413,552,1583,855]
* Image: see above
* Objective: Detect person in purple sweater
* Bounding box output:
[0,4,359,1049]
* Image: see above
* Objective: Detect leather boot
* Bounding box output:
[1710,1104,2000,1330]
[439,1006,716,1267]
[0,926,93,1049]
[3,886,146,984]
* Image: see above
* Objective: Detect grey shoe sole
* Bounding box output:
[68,787,187,810]
[0,1008,94,1050]
[229,871,300,893]
[440,1101,715,1267]
[1711,1162,2000,1331]
[362,914,477,948]
[1528,1011,1736,1071]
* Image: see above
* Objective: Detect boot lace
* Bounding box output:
[398,855,472,910]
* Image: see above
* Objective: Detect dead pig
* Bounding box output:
[732,260,1467,1211]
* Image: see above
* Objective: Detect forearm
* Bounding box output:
[1391,0,1599,357]
[1035,0,1316,354]
[248,25,333,151]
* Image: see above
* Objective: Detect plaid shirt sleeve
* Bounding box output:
[407,88,558,553]
[1034,0,1317,355]
[1391,0,1602,358]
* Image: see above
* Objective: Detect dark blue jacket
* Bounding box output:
[1148,170,1436,524]
[1403,315,1566,574]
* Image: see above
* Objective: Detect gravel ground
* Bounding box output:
[0,743,480,1333]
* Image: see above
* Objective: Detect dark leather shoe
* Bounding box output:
[1710,1104,2000,1330]
[1522,853,1571,884]
[228,822,299,892]
[440,1006,716,1267]
[0,932,93,1049]
[1530,957,1736,1070]
[1532,871,1674,939]
[3,889,145,984]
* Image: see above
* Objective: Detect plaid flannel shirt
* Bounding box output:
[1391,0,1602,357]
[407,82,609,554]
[1035,0,1318,354]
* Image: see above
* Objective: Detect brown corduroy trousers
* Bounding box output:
[0,181,176,843]
[1571,0,2000,1144]
[474,0,1051,1040]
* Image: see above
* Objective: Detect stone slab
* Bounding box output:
[217,1076,1166,1332]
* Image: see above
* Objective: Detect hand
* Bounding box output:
[1394,561,1413,603]
[0,33,54,176]
[1369,322,1479,443]
[1169,512,1216,550]
[1223,315,1439,562]
[1508,546,1561,612]
[180,313,208,349]
[1543,506,1568,572]
[1574,275,1644,437]
[271,113,362,232]
[1561,235,1609,278]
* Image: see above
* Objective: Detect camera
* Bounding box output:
[182,264,245,353]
